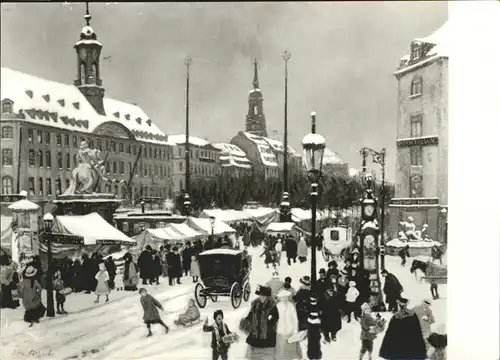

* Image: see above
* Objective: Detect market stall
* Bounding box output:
[186,217,237,236]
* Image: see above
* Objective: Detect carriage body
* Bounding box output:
[411,259,448,285]
[194,249,252,309]
[321,226,351,261]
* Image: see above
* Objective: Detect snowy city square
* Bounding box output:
[0,2,463,360]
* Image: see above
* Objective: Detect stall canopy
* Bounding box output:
[241,207,278,226]
[187,217,236,235]
[200,209,251,223]
[290,208,334,222]
[169,222,204,239]
[265,222,296,233]
[134,227,185,251]
[53,212,136,245]
[8,199,40,212]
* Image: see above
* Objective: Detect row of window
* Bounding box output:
[176,146,217,161]
[0,126,173,161]
[177,161,218,176]
[1,175,171,198]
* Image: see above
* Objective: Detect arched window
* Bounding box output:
[1,176,13,194]
[1,126,13,139]
[410,77,423,96]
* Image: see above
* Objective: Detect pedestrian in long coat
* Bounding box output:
[181,242,193,277]
[381,269,404,313]
[320,287,343,342]
[293,276,311,331]
[285,237,297,265]
[123,253,139,291]
[240,286,279,360]
[265,271,284,300]
[19,266,45,326]
[297,237,308,263]
[138,245,153,285]
[81,254,93,293]
[104,257,116,290]
[413,299,436,350]
[274,289,302,360]
[190,255,200,283]
[139,288,169,336]
[167,247,182,285]
[151,250,162,285]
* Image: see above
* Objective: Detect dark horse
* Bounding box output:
[410,259,447,300]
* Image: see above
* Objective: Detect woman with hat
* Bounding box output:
[293,276,311,331]
[297,237,308,263]
[274,289,302,360]
[320,286,343,342]
[19,265,45,327]
[240,285,279,360]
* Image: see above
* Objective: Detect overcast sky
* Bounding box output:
[1,2,447,181]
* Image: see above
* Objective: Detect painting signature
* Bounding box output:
[12,349,54,357]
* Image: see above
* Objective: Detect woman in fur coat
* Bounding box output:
[123,253,139,291]
[274,289,302,360]
[19,266,45,327]
[240,286,279,360]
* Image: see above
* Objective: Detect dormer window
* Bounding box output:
[146,119,152,126]
[73,102,80,110]
[125,114,130,120]
[25,90,33,99]
[411,42,422,60]
[42,94,50,103]
[410,77,423,96]
[58,99,65,107]
[136,117,142,124]
[2,99,13,114]
[113,112,120,118]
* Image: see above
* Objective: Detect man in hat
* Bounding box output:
[381,269,404,313]
[412,299,435,350]
[317,268,329,302]
[326,260,339,280]
[293,276,311,331]
[241,285,279,360]
[265,270,284,300]
[379,297,427,360]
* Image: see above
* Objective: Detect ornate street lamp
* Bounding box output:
[281,50,291,221]
[280,191,291,222]
[301,111,325,360]
[42,213,55,317]
[209,215,215,239]
[184,55,193,216]
[183,193,191,217]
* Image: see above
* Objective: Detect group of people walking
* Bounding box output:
[261,235,308,268]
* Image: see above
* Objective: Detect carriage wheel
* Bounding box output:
[194,283,207,308]
[321,247,330,262]
[210,295,218,302]
[243,281,251,302]
[230,283,243,309]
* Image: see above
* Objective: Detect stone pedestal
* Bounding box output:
[53,193,122,225]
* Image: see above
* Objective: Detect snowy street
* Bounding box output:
[1,247,446,360]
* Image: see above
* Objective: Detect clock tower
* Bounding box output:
[74,2,106,116]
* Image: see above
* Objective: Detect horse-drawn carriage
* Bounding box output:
[321,226,352,262]
[194,248,252,309]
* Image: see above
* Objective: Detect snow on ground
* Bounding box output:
[1,247,446,360]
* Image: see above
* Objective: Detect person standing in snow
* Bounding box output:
[320,287,343,342]
[274,239,283,265]
[167,247,182,285]
[413,299,436,350]
[274,289,302,360]
[265,270,284,300]
[20,266,46,327]
[182,241,193,277]
[122,253,139,291]
[297,237,308,263]
[94,262,110,303]
[190,255,200,283]
[359,302,385,360]
[240,285,279,360]
[381,269,404,313]
[138,245,153,285]
[281,277,296,297]
[293,276,311,331]
[104,256,116,290]
[139,288,169,337]
[399,245,410,267]
[345,280,360,322]
[151,250,162,285]
[53,269,68,314]
[203,309,235,360]
[285,236,298,265]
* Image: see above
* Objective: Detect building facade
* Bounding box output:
[0,11,175,203]
[168,135,221,195]
[322,148,349,176]
[389,22,449,242]
[212,143,252,178]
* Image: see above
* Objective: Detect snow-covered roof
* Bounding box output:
[1,67,172,145]
[199,248,243,256]
[167,134,210,147]
[397,21,449,73]
[8,199,40,211]
[242,132,279,167]
[213,143,252,169]
[266,222,296,233]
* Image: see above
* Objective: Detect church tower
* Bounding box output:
[245,59,267,137]
[74,2,106,115]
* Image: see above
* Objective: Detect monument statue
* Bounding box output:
[63,140,106,195]
[397,217,432,242]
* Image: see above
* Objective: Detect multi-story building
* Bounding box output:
[168,135,220,195]
[389,21,448,242]
[212,143,252,177]
[322,148,349,176]
[0,10,175,203]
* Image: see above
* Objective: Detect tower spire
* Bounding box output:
[253,58,259,89]
[84,1,91,26]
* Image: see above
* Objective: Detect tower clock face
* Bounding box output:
[364,204,375,217]
[79,48,87,60]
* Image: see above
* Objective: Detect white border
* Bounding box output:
[448,2,500,359]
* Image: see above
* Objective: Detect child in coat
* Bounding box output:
[94,262,110,303]
[190,255,200,283]
[359,302,385,360]
[174,298,200,326]
[203,309,235,360]
[345,280,360,322]
[139,288,169,336]
[53,270,68,314]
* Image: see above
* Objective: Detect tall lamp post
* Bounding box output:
[184,55,193,216]
[42,213,55,318]
[302,111,325,360]
[360,147,387,269]
[209,216,215,240]
[281,50,292,221]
